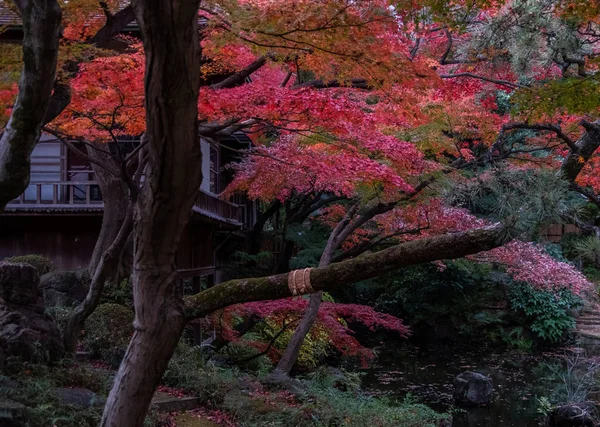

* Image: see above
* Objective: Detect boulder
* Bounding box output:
[39,270,90,308]
[453,371,493,407]
[0,263,39,305]
[54,387,104,409]
[548,402,599,427]
[0,262,64,363]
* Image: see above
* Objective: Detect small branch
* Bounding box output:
[210,56,269,90]
[440,73,526,89]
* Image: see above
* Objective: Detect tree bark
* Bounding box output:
[561,120,600,182]
[100,1,202,426]
[87,143,132,280]
[185,224,507,320]
[63,203,134,355]
[0,0,62,211]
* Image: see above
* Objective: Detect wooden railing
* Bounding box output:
[194,189,244,225]
[7,182,247,226]
[8,181,102,207]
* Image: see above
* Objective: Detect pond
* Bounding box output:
[362,343,574,427]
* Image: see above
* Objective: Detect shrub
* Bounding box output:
[223,381,448,427]
[162,340,245,403]
[101,278,133,308]
[508,283,582,342]
[4,254,55,275]
[83,303,134,367]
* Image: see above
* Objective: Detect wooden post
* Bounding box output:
[53,184,58,204]
[36,184,41,204]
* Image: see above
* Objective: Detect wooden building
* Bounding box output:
[0,133,257,285]
[0,5,257,285]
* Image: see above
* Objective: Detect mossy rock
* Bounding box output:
[3,255,54,276]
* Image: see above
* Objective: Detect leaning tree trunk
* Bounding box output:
[100,1,202,426]
[87,143,132,280]
[184,224,507,319]
[270,234,337,379]
[0,0,61,210]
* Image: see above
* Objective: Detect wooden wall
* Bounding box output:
[0,215,101,270]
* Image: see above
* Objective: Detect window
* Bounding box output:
[209,145,219,194]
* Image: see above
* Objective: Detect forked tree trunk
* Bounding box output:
[0,0,61,210]
[88,143,132,280]
[100,1,202,426]
[270,225,338,378]
[63,203,134,355]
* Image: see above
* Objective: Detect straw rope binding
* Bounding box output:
[287,268,314,296]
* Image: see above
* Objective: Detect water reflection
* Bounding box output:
[362,344,568,427]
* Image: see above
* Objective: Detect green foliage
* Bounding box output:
[513,76,600,119]
[304,366,362,392]
[82,303,133,368]
[568,236,600,265]
[220,339,274,374]
[287,222,330,270]
[163,340,244,403]
[0,362,113,427]
[100,278,133,308]
[4,254,55,275]
[224,381,448,427]
[508,283,582,342]
[450,168,583,240]
[227,251,274,279]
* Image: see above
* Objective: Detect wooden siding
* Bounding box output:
[0,216,101,270]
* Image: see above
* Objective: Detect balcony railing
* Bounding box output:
[194,189,244,226]
[7,181,102,207]
[7,182,246,226]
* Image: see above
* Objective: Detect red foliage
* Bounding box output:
[215,299,410,366]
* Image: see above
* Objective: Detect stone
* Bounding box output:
[439,418,453,427]
[0,262,64,363]
[548,402,599,427]
[39,270,90,308]
[0,262,39,305]
[453,371,493,407]
[54,387,104,409]
[0,396,27,427]
[151,392,201,412]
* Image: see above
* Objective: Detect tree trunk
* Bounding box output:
[87,143,132,280]
[561,120,600,182]
[63,203,134,355]
[249,200,281,254]
[100,1,202,426]
[0,0,61,210]
[271,227,338,378]
[185,224,506,319]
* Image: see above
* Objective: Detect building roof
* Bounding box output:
[0,2,206,32]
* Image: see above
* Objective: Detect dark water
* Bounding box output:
[362,344,564,427]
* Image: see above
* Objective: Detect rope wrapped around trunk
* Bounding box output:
[287,268,314,296]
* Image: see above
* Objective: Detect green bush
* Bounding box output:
[4,254,55,275]
[83,303,134,367]
[101,278,133,308]
[223,382,448,427]
[163,340,244,403]
[508,283,582,342]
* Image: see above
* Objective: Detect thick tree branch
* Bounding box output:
[89,5,136,48]
[210,55,269,90]
[185,224,507,319]
[0,0,62,210]
[440,72,526,89]
[292,78,370,90]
